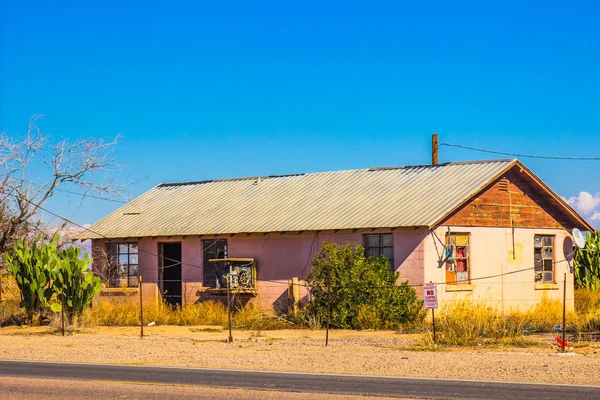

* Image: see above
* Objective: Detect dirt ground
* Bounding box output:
[0,326,599,386]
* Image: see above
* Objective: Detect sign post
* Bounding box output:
[424,282,438,343]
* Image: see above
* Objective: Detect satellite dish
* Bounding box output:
[572,228,586,249]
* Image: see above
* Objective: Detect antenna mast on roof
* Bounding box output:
[432,133,439,165]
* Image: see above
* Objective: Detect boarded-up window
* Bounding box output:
[445,233,469,284]
[203,239,228,288]
[364,234,394,266]
[107,243,139,288]
[534,235,554,283]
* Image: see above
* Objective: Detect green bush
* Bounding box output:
[305,242,424,329]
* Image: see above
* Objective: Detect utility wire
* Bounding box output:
[439,142,600,161]
[56,189,129,204]
[20,198,209,271]
[18,198,573,290]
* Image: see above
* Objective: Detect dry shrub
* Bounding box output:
[572,289,600,332]
[80,299,291,329]
[0,276,27,326]
[575,289,600,314]
[426,293,600,347]
[81,300,140,326]
[434,301,528,346]
[520,298,563,332]
[171,301,228,326]
[232,304,292,330]
[81,300,226,326]
[355,304,383,330]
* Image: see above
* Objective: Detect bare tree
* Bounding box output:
[0,115,127,254]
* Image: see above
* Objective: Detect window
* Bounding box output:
[107,243,139,287]
[445,233,469,284]
[534,235,554,283]
[364,234,394,266]
[203,239,228,288]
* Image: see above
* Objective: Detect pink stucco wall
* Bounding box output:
[229,227,428,308]
[422,226,574,311]
[91,225,571,312]
[92,228,428,310]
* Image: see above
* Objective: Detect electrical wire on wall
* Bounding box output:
[15,195,578,295]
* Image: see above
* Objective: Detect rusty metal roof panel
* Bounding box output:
[85,159,516,239]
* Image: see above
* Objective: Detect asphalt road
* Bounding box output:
[0,376,399,400]
[1,360,598,399]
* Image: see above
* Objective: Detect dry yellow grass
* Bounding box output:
[424,292,600,346]
[3,279,600,343]
[0,276,26,326]
[79,300,291,330]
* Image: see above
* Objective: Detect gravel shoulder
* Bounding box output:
[1,326,598,386]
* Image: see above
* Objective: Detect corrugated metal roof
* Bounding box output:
[85,159,517,239]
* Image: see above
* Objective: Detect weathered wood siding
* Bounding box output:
[443,168,572,229]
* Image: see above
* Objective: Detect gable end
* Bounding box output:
[440,166,588,230]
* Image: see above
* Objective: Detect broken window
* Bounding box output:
[364,233,394,267]
[445,233,469,284]
[107,243,139,288]
[534,235,554,283]
[203,239,228,288]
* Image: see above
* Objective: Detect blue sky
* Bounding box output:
[1,1,599,227]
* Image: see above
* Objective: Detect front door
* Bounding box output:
[159,242,182,306]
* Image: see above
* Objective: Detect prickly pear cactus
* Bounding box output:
[574,230,600,292]
[3,235,58,324]
[52,246,102,321]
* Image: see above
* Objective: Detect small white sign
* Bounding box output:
[424,283,438,309]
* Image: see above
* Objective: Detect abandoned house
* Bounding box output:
[85,158,593,311]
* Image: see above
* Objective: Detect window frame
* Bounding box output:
[445,232,470,285]
[107,242,139,288]
[534,234,555,284]
[363,233,394,267]
[202,239,228,288]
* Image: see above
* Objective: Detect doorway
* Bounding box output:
[160,242,182,306]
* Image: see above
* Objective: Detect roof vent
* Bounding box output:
[498,178,509,193]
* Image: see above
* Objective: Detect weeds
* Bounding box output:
[233,305,293,330]
[433,301,525,346]
[3,283,600,345]
[78,300,293,330]
[355,304,382,330]
[0,277,27,326]
[420,293,600,347]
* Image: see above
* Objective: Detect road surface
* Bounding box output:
[0,360,598,399]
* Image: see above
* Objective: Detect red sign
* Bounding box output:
[423,283,438,309]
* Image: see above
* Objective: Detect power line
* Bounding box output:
[19,198,572,290]
[56,189,128,204]
[439,142,600,161]
[20,198,209,271]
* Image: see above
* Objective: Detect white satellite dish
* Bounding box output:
[572,228,586,249]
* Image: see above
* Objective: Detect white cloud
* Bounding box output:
[566,191,600,229]
[566,191,600,216]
